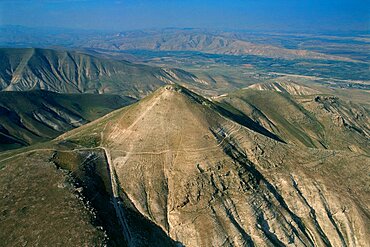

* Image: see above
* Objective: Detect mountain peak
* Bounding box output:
[1,83,366,246]
[60,84,282,149]
[163,84,182,92]
[101,84,233,152]
[56,85,369,246]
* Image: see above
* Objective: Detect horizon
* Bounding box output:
[2,24,370,36]
[1,0,369,33]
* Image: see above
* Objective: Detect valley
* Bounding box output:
[0,25,369,247]
[0,90,135,151]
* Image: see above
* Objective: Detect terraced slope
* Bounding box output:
[1,85,366,246]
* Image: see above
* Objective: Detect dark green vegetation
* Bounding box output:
[0,90,135,151]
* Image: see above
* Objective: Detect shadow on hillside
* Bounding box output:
[218,136,320,246]
[214,102,285,143]
[52,148,185,246]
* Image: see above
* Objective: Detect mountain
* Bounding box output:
[0,27,359,62]
[217,86,370,154]
[1,85,368,246]
[84,29,356,61]
[0,48,206,98]
[246,80,320,96]
[0,90,135,151]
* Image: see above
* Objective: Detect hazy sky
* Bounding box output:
[1,0,369,32]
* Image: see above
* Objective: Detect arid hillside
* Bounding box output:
[1,85,368,246]
[218,83,370,154]
[0,48,206,98]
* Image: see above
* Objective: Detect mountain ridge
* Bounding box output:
[85,31,358,62]
[46,85,370,246]
[0,48,206,98]
[0,26,361,62]
[247,80,320,96]
[217,87,370,154]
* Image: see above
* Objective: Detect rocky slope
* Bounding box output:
[1,85,366,246]
[0,48,204,98]
[0,149,108,246]
[218,87,370,154]
[247,80,320,96]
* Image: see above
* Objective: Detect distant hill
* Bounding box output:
[84,29,356,61]
[0,90,135,151]
[0,26,359,62]
[0,48,205,98]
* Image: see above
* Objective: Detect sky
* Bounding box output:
[0,0,369,32]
